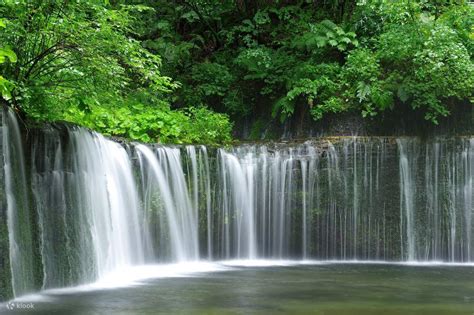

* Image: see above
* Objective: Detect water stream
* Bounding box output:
[0,108,473,303]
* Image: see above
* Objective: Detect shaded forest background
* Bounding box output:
[0,0,473,143]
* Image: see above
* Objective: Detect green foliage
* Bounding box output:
[181,106,233,144]
[377,24,423,64]
[0,47,16,64]
[1,0,473,139]
[186,62,245,115]
[0,19,16,100]
[293,19,359,53]
[368,5,474,123]
[410,25,474,122]
[234,47,290,97]
[342,48,394,118]
[273,63,344,121]
[0,1,175,111]
[65,102,232,145]
[152,0,473,125]
[191,62,234,98]
[349,0,473,123]
[438,4,474,55]
[0,0,232,144]
[235,47,274,80]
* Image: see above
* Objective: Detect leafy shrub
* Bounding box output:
[65,104,233,145]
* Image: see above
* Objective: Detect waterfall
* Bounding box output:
[30,126,148,288]
[3,109,36,297]
[68,129,147,275]
[1,108,473,300]
[135,144,200,262]
[397,138,417,261]
[2,109,150,297]
[218,149,257,259]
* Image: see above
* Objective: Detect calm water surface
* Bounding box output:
[3,263,474,315]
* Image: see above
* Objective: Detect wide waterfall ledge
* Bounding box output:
[0,107,472,301]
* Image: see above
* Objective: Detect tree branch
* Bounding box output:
[180,0,221,47]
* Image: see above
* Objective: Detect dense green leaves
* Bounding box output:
[410,25,473,121]
[0,18,16,100]
[0,0,472,141]
[0,0,231,143]
[142,0,473,126]
[293,19,359,52]
[65,102,232,144]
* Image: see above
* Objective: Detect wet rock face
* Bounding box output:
[218,137,473,261]
[235,102,473,140]
[0,108,13,301]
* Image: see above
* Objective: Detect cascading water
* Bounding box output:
[29,126,149,289]
[135,144,199,262]
[396,137,474,261]
[0,107,473,300]
[218,149,257,259]
[397,138,417,261]
[3,109,36,297]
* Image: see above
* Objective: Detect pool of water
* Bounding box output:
[3,262,474,315]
